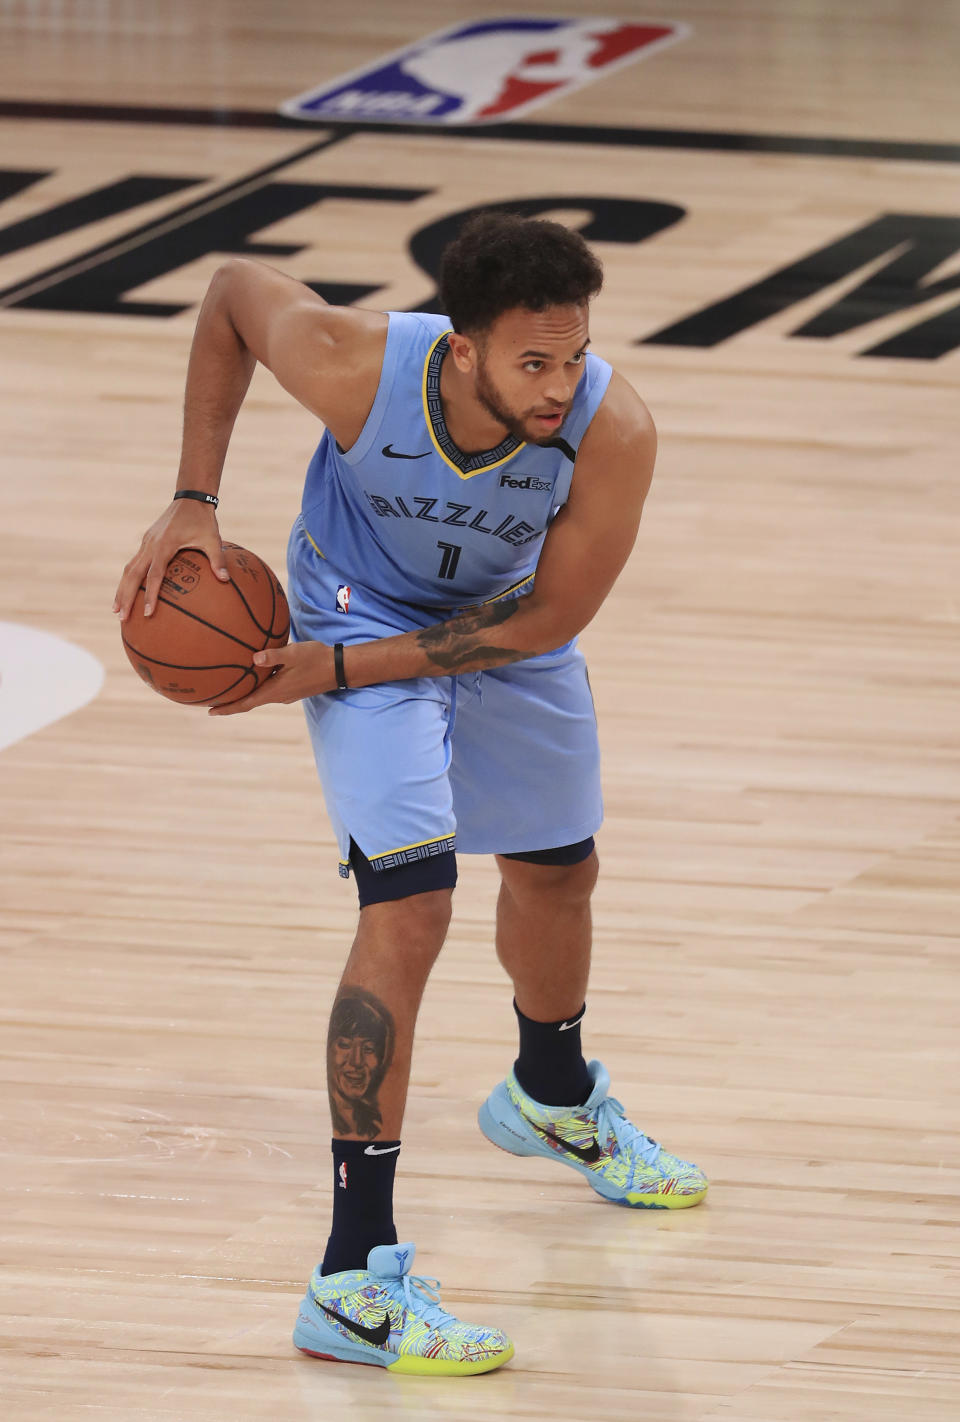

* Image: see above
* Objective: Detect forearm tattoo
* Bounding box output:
[326,985,395,1139]
[416,596,526,673]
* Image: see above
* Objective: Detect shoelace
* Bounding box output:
[595,1094,662,1169]
[390,1273,459,1330]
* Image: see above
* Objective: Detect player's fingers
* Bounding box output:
[113,551,150,620]
[252,647,285,669]
[206,538,231,582]
[141,539,195,615]
[207,682,274,716]
[141,555,171,618]
[211,660,288,716]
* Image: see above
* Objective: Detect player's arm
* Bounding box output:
[213,372,655,713]
[113,258,385,621]
[412,372,655,672]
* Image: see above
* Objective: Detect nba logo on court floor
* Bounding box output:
[282,18,689,126]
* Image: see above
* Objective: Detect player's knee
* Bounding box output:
[349,838,456,968]
[500,848,599,907]
[360,888,453,961]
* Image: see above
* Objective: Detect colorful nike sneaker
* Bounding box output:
[478,1059,708,1209]
[292,1241,514,1376]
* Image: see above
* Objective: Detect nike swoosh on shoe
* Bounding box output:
[529,1122,602,1163]
[320,1304,392,1346]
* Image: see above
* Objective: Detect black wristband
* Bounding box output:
[333,642,348,691]
[174,489,219,508]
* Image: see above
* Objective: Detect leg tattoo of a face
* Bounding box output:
[327,986,395,1138]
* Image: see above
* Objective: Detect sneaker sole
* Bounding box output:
[478,1084,708,1210]
[293,1297,514,1376]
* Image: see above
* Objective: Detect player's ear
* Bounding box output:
[447,330,478,373]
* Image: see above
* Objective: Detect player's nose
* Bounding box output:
[543,374,575,405]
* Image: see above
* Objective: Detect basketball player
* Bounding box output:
[114,213,708,1377]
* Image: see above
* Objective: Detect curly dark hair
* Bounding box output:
[439,211,603,335]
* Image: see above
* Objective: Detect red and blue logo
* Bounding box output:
[283,17,688,126]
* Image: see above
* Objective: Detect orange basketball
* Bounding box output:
[121,542,290,706]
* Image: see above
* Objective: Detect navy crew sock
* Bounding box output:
[513,999,593,1107]
[321,1138,400,1277]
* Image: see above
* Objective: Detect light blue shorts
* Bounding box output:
[287,518,603,876]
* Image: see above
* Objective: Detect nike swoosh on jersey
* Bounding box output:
[382,444,430,459]
[320,1303,392,1346]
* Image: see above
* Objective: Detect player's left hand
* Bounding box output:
[208,641,335,715]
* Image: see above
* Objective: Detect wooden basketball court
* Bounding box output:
[2,3,958,1418]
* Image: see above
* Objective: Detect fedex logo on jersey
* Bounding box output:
[282,17,689,126]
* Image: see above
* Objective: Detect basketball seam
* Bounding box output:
[248,547,279,638]
[156,545,272,644]
[121,642,258,704]
[120,637,254,672]
[151,544,288,644]
[149,592,261,651]
[178,666,258,706]
[221,543,276,643]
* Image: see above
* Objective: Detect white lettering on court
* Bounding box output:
[325,88,443,115]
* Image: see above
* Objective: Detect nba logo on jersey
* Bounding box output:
[282,18,689,126]
[335,584,351,615]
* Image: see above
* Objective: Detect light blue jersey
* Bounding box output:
[288,310,614,875]
[300,312,612,607]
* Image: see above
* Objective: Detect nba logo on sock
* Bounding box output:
[338,1162,348,1190]
[335,584,351,614]
[283,18,689,126]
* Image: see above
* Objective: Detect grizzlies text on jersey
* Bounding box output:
[299,312,613,608]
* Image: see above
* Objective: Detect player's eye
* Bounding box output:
[569,350,585,365]
[523,360,544,372]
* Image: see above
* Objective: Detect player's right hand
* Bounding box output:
[113,498,229,621]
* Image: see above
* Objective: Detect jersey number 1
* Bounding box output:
[437,541,462,580]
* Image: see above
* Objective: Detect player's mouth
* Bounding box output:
[532,410,565,428]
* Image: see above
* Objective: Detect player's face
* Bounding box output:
[473,304,591,445]
[331,1033,380,1099]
